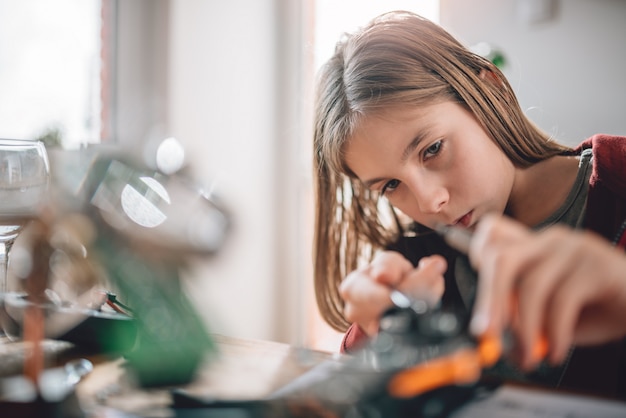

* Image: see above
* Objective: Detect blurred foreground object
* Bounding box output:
[0,139,50,340]
[4,144,230,388]
[470,42,507,69]
[58,146,230,386]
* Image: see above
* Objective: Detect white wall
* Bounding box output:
[166,0,311,344]
[440,0,626,146]
[167,0,277,342]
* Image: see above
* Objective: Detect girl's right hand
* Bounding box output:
[339,251,447,336]
[468,215,626,370]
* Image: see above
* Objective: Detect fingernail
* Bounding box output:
[418,257,445,271]
[531,336,549,363]
[470,313,489,336]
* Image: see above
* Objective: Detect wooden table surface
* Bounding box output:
[75,334,336,416]
[1,333,336,416]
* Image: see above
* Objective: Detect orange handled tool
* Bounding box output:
[387,334,501,397]
[386,331,548,398]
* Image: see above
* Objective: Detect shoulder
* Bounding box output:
[575,134,626,160]
[577,134,626,241]
[576,134,626,195]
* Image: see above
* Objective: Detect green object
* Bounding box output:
[79,156,219,387]
[95,234,214,387]
[471,42,507,69]
[489,51,506,69]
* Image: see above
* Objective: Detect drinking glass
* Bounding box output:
[0,139,50,338]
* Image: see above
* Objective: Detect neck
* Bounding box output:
[506,155,580,227]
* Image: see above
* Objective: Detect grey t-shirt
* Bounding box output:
[535,148,592,230]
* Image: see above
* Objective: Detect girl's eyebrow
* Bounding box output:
[363,176,386,188]
[401,127,431,162]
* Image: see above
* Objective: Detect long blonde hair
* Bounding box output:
[313,11,571,332]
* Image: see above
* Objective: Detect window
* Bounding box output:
[0,0,110,149]
[314,1,440,70]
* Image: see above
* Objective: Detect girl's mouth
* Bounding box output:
[454,211,473,228]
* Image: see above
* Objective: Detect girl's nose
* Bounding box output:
[411,181,449,214]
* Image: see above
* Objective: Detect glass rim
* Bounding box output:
[0,138,46,146]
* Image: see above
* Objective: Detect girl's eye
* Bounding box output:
[424,140,442,159]
[381,179,400,195]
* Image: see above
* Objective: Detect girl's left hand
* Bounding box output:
[339,251,446,336]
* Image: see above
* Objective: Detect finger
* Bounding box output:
[469,215,521,336]
[492,244,535,335]
[469,215,525,268]
[340,269,394,331]
[417,254,447,271]
[547,232,626,357]
[415,255,447,296]
[571,233,626,346]
[397,255,447,304]
[469,216,531,338]
[516,228,574,369]
[369,251,414,287]
[546,273,586,364]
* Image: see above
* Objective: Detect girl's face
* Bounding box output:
[344,101,516,230]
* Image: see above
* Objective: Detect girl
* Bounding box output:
[313,11,626,398]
